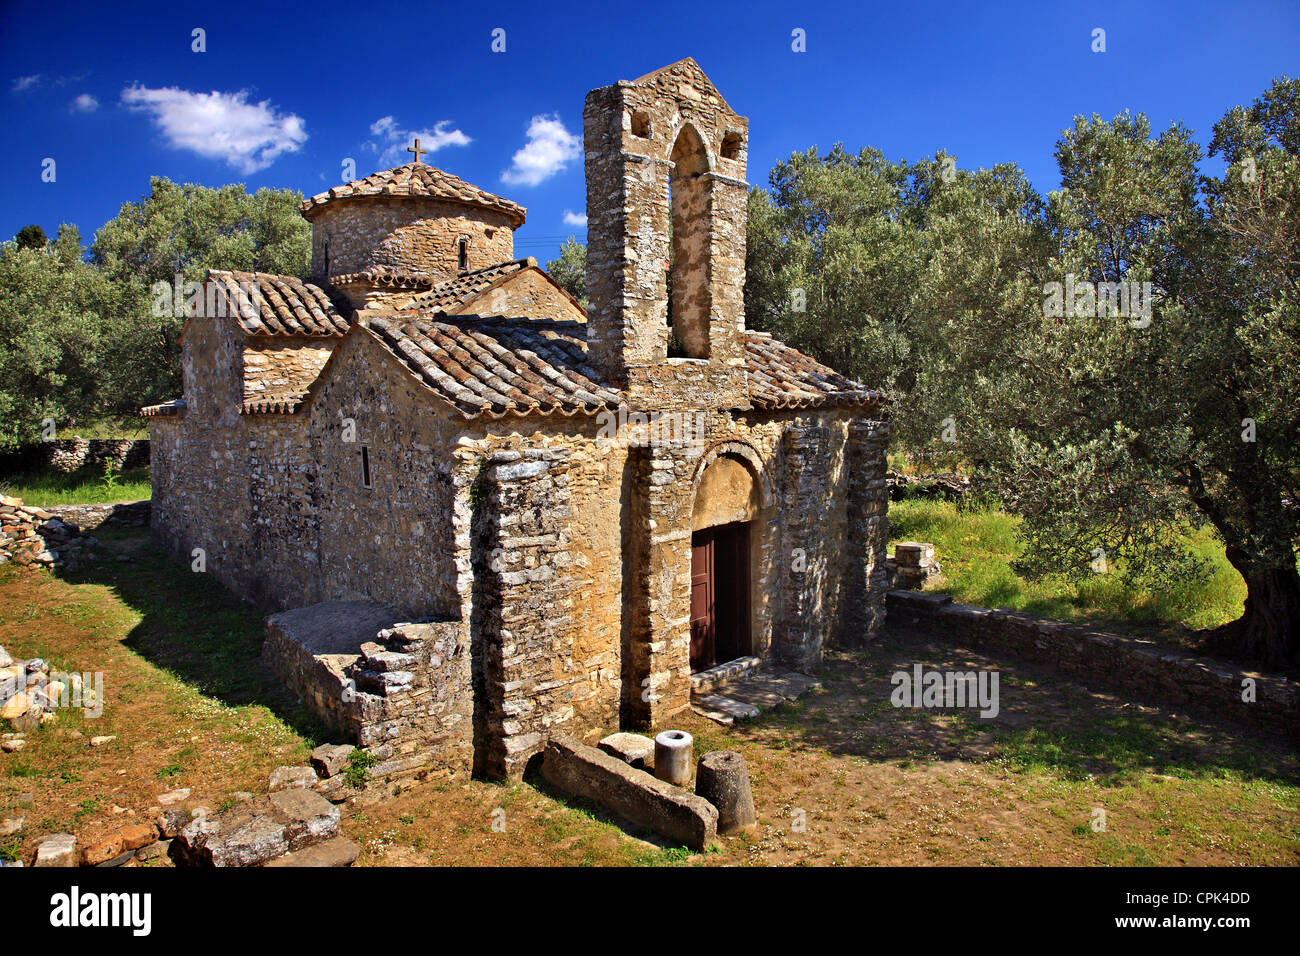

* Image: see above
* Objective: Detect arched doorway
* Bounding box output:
[690,453,762,671]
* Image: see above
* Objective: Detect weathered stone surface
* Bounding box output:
[268,765,318,791]
[264,836,361,868]
[311,743,355,778]
[886,590,1300,738]
[542,735,717,850]
[34,833,78,867]
[654,730,693,787]
[118,822,158,851]
[0,816,23,837]
[143,59,893,787]
[695,750,757,833]
[177,812,288,868]
[135,839,171,862]
[598,732,655,770]
[268,788,340,850]
[83,834,126,866]
[156,808,188,838]
[690,693,760,725]
[157,787,191,805]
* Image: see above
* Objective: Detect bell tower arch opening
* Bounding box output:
[668,125,712,360]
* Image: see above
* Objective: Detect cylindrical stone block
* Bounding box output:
[654,730,693,788]
[694,750,756,833]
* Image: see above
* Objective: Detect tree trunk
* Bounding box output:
[1211,550,1300,668]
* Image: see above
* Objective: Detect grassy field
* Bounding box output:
[1,526,1295,867]
[888,499,1248,639]
[0,465,152,506]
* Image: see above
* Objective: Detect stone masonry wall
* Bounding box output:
[887,590,1299,738]
[584,59,749,408]
[471,448,577,779]
[453,267,586,320]
[307,331,459,618]
[839,419,891,646]
[242,339,336,402]
[310,198,516,284]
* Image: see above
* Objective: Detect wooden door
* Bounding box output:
[690,531,715,671]
[690,522,751,672]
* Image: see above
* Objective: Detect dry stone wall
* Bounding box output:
[888,590,1299,738]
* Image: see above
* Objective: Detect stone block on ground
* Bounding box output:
[311,743,355,778]
[83,834,125,866]
[268,765,319,791]
[597,732,655,770]
[175,809,288,868]
[268,788,340,850]
[691,693,760,725]
[541,735,717,851]
[695,750,757,834]
[264,836,361,868]
[34,833,78,867]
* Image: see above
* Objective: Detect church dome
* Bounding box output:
[300,161,526,228]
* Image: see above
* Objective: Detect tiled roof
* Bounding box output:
[300,162,527,227]
[367,315,619,419]
[401,259,532,313]
[329,265,438,290]
[363,316,879,420]
[140,399,186,418]
[242,395,307,415]
[207,271,351,337]
[744,333,883,410]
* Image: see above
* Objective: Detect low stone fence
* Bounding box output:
[0,496,92,570]
[0,438,149,476]
[886,471,970,501]
[886,590,1299,738]
[45,501,150,531]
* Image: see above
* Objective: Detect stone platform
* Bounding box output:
[690,661,822,725]
[262,601,472,779]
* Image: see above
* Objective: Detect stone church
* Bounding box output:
[144,59,890,780]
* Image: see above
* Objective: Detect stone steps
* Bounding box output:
[690,666,822,726]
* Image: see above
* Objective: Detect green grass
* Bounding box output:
[0,465,151,506]
[888,498,1247,635]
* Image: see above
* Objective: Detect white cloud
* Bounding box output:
[70,93,98,113]
[368,117,470,166]
[562,209,587,227]
[121,85,307,174]
[12,75,40,93]
[501,114,581,187]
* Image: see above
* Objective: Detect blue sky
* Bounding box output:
[1,0,1296,265]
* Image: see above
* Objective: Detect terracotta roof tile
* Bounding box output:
[300,162,526,227]
[329,265,438,290]
[140,399,186,418]
[207,271,351,337]
[367,315,619,419]
[364,316,880,419]
[401,259,532,313]
[744,332,883,410]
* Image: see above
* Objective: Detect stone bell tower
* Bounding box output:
[583,58,751,410]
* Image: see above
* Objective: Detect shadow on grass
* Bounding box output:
[524,767,693,864]
[55,526,332,746]
[738,633,1299,788]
